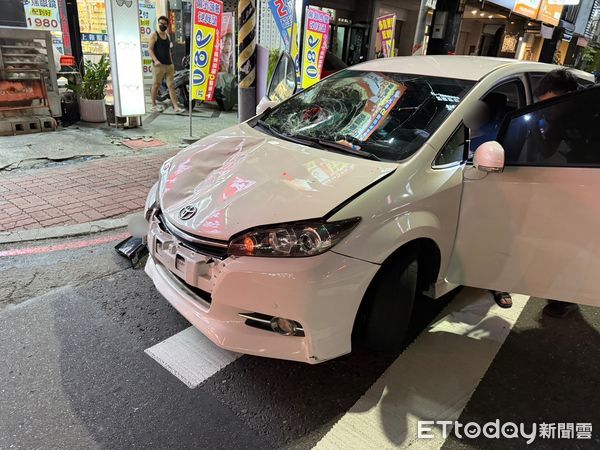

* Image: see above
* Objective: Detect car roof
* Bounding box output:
[350,55,561,81]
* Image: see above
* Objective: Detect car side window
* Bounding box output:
[529,72,594,102]
[500,86,600,166]
[528,73,545,102]
[434,124,467,167]
[469,79,526,159]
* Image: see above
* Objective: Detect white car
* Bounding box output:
[144,55,599,364]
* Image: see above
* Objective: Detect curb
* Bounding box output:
[0,213,141,245]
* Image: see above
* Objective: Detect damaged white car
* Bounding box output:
[144,55,599,363]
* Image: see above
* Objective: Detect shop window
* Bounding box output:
[529,72,594,102]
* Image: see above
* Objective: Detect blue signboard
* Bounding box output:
[81,33,108,42]
[267,0,294,49]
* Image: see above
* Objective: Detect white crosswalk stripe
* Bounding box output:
[145,326,241,388]
[314,288,528,449]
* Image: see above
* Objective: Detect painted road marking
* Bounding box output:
[145,326,241,389]
[314,288,528,450]
[0,232,130,257]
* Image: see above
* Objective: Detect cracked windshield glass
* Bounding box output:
[259,71,474,161]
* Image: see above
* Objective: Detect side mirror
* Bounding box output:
[473,141,505,173]
[256,96,278,115]
[267,52,297,103]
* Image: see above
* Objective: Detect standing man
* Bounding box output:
[148,16,184,113]
[532,69,580,318]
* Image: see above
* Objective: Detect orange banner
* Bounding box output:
[513,0,542,19]
[536,0,563,26]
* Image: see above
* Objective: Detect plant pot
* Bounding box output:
[79,98,106,123]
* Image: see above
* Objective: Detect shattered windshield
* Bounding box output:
[257,70,474,161]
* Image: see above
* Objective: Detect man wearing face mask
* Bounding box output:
[148,16,184,113]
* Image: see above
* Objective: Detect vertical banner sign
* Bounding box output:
[377,14,396,58]
[191,0,223,101]
[58,0,71,55]
[301,7,330,89]
[219,12,235,73]
[267,0,293,49]
[139,0,157,78]
[289,0,301,86]
[106,0,146,117]
[290,21,300,78]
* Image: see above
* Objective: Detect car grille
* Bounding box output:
[156,211,229,259]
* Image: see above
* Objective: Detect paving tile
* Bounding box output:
[1,153,176,232]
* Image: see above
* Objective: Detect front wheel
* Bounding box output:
[355,251,418,353]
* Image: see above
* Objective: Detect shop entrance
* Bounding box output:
[309,2,372,67]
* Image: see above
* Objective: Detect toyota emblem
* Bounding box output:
[179,205,197,220]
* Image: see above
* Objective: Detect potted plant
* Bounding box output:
[70,57,111,122]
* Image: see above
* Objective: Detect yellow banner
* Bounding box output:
[537,0,563,26]
[290,22,300,85]
[377,14,396,58]
[191,0,223,101]
[301,30,323,89]
[191,23,217,100]
[301,7,330,89]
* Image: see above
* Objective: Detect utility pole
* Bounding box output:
[238,0,256,122]
[413,0,431,55]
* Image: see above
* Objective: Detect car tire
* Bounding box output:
[359,251,418,353]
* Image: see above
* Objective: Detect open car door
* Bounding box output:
[447,86,600,307]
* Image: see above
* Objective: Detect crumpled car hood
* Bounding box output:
[158,124,395,241]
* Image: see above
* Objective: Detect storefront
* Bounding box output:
[369,0,423,58]
[454,0,567,61]
[307,0,374,67]
[456,1,528,57]
[0,0,72,56]
[76,0,109,60]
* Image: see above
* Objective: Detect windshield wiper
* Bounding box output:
[255,119,281,138]
[317,139,382,161]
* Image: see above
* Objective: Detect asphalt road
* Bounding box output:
[0,231,598,449]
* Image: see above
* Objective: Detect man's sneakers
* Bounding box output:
[543,300,579,318]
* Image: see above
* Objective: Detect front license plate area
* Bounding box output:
[154,237,210,287]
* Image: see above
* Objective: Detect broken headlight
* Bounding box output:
[144,182,159,221]
[228,218,360,257]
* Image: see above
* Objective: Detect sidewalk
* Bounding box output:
[1,103,237,172]
[0,102,238,241]
[0,152,176,233]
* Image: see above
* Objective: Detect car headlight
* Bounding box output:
[144,158,173,221]
[228,218,360,257]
